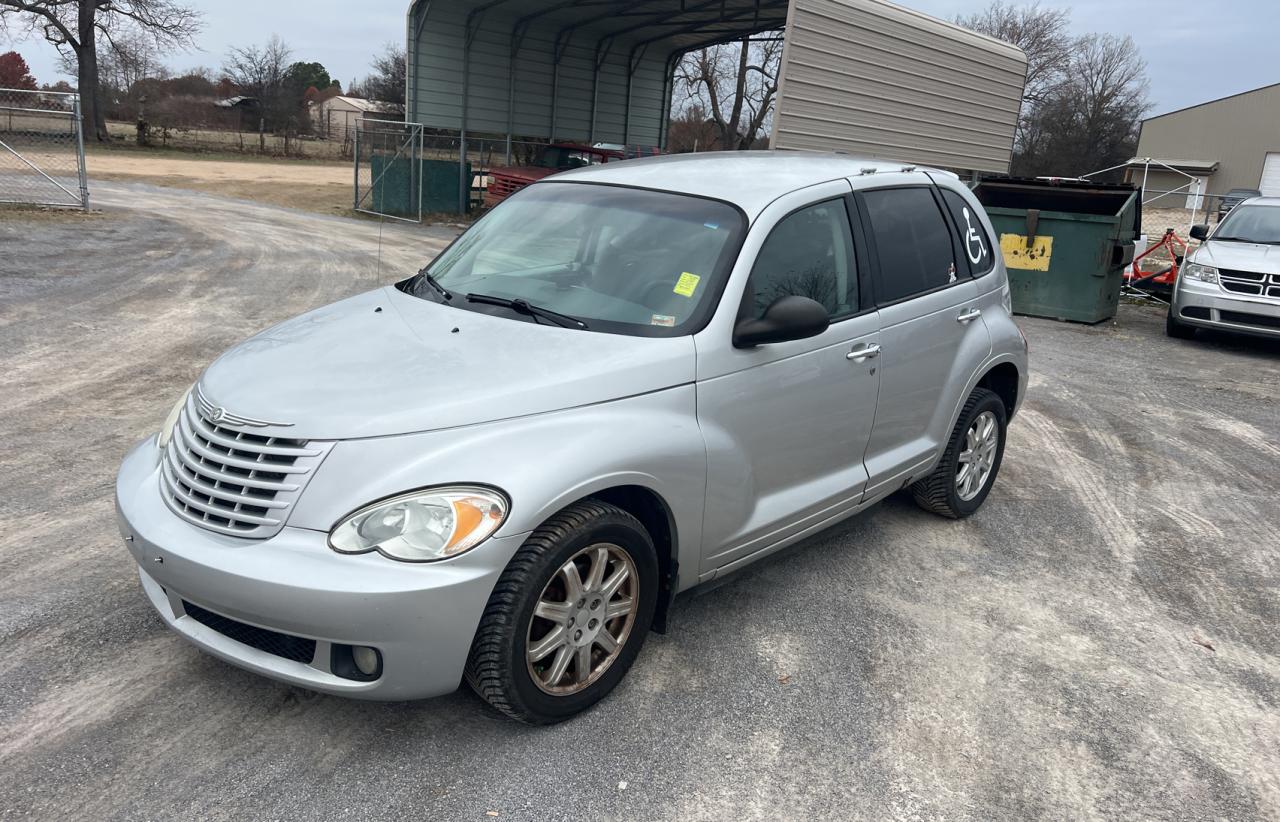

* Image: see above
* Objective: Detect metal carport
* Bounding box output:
[406,0,791,153]
[403,0,1027,211]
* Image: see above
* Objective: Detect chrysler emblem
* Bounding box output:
[194,385,293,429]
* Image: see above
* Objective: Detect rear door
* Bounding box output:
[855,183,991,501]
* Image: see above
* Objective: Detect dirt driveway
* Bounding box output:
[2,181,1279,820]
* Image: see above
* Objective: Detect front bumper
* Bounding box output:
[1172,279,1280,339]
[115,438,528,700]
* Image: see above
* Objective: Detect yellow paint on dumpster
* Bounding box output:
[1000,234,1054,271]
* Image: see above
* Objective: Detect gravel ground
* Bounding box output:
[2,183,1279,821]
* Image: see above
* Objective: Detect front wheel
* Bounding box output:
[1166,309,1197,339]
[911,387,1007,519]
[465,500,658,724]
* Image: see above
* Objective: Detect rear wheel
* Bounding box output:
[911,387,1007,519]
[1166,308,1197,339]
[465,500,657,724]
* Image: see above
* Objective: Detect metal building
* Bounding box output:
[405,0,1026,179]
[1130,82,1280,207]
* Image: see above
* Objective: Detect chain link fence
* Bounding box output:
[353,119,425,222]
[0,88,88,209]
[353,122,557,220]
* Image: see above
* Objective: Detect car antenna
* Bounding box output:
[375,176,385,280]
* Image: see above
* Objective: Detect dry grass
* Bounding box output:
[85,151,356,216]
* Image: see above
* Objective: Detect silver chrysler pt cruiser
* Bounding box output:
[116,152,1028,723]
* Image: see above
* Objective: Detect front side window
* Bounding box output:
[746,199,858,319]
[404,182,746,336]
[862,187,958,303]
[940,189,995,277]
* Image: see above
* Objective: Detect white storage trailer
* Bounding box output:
[770,0,1027,174]
[403,0,1027,208]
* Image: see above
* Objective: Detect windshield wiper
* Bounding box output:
[466,293,589,330]
[415,268,453,301]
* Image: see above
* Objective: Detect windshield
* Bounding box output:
[1213,205,1280,244]
[405,182,746,336]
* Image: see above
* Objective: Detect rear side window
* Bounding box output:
[746,199,858,319]
[862,187,957,303]
[940,189,995,277]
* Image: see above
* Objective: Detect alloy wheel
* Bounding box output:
[525,543,638,695]
[956,410,999,501]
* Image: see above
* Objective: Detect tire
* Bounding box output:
[464,499,658,724]
[1166,309,1197,339]
[911,387,1007,519]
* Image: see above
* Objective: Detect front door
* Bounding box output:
[695,183,881,572]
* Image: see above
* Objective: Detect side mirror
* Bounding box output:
[1189,224,1209,241]
[733,295,829,348]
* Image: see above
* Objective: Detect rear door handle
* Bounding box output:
[847,343,881,362]
[957,308,982,323]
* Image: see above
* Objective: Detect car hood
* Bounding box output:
[198,287,695,440]
[1194,240,1280,273]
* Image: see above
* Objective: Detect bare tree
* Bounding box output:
[352,42,404,106]
[674,35,783,151]
[958,2,1149,176]
[956,2,1070,106]
[0,0,201,141]
[58,26,164,110]
[221,34,293,130]
[956,1,1072,159]
[667,100,719,154]
[1017,33,1150,176]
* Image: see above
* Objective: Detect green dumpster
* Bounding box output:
[974,179,1140,323]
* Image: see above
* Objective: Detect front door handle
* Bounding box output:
[957,308,982,323]
[847,343,881,362]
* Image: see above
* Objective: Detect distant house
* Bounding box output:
[309,95,403,138]
[213,95,260,130]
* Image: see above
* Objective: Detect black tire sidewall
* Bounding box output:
[1166,309,1196,339]
[943,392,1008,517]
[503,516,658,721]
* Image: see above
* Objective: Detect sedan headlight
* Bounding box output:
[329,487,508,562]
[1182,261,1218,284]
[156,384,192,450]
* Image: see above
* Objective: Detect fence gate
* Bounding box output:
[353,119,424,222]
[0,88,88,209]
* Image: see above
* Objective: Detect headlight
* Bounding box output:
[1182,262,1218,284]
[329,486,508,562]
[156,384,192,449]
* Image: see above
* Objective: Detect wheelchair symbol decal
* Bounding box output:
[963,207,988,265]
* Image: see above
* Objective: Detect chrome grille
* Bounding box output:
[160,393,331,538]
[1219,269,1280,299]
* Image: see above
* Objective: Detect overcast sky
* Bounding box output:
[3,0,1270,116]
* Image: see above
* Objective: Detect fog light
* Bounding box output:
[352,646,380,676]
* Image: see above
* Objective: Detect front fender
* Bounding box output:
[286,386,706,591]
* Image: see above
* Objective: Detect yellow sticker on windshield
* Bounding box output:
[674,272,701,297]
